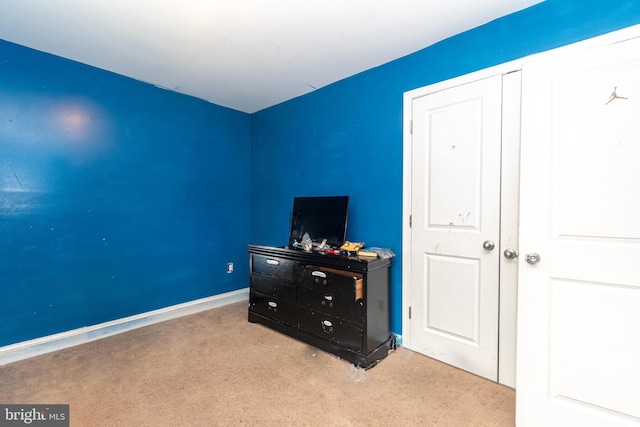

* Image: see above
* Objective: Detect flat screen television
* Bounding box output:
[288,196,349,249]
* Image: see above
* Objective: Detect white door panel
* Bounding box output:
[409,76,502,380]
[550,279,640,418]
[425,254,480,341]
[517,34,640,427]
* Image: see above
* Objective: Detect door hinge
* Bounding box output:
[409,306,412,319]
[410,120,413,134]
[409,214,412,228]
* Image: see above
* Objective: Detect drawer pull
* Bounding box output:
[266,259,280,266]
[311,271,327,278]
[268,301,278,308]
[323,295,333,301]
[321,319,334,334]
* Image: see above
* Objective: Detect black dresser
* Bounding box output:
[247,244,395,369]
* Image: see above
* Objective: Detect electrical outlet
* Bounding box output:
[227,262,234,274]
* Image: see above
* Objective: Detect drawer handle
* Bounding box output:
[268,301,278,308]
[312,271,327,278]
[323,295,333,301]
[321,319,334,334]
[266,259,279,266]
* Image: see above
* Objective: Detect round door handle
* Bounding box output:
[503,248,518,259]
[525,253,541,264]
[483,240,495,251]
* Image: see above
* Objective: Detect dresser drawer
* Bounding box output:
[301,265,363,301]
[298,308,363,352]
[251,274,296,301]
[252,255,299,281]
[250,293,297,326]
[297,287,363,323]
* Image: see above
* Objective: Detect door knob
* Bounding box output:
[483,240,495,251]
[525,253,541,264]
[503,248,518,259]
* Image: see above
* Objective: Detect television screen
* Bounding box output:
[289,196,349,248]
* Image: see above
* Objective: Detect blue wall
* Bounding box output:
[0,41,251,346]
[3,0,640,347]
[251,0,640,334]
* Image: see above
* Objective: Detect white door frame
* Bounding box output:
[402,23,640,388]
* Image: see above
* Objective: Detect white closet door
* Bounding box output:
[517,34,640,426]
[408,75,502,380]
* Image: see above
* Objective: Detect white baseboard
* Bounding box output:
[0,288,249,367]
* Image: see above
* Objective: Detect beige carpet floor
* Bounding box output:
[0,301,515,426]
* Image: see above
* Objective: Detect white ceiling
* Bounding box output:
[0,0,542,113]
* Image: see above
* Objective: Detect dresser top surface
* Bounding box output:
[248,244,392,272]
